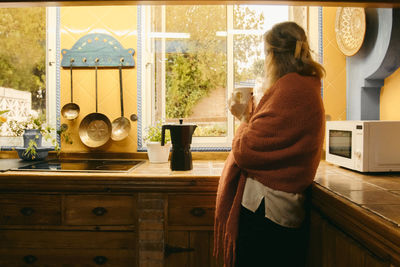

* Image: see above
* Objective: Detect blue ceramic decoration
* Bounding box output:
[61,33,135,68]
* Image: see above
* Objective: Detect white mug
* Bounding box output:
[229,87,253,122]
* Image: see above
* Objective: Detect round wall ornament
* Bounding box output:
[335,7,366,57]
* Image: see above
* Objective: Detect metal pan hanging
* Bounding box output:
[79,61,111,148]
[61,63,80,120]
[111,64,131,141]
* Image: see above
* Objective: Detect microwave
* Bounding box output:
[326,120,400,172]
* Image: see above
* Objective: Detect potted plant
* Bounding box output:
[6,114,60,160]
[144,120,171,163]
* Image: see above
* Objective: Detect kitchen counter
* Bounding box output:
[0,160,225,193]
[2,159,400,221]
[315,161,400,227]
[1,159,400,266]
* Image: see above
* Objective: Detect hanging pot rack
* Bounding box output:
[61,33,135,68]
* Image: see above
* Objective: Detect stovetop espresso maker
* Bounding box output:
[161,119,197,171]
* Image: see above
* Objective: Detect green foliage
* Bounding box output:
[166,54,212,118]
[0,8,46,110]
[144,120,171,143]
[23,139,38,159]
[7,114,60,154]
[163,6,265,118]
[193,124,227,137]
[57,124,73,145]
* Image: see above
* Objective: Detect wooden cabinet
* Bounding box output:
[64,195,136,225]
[165,194,223,267]
[307,209,390,267]
[0,193,137,267]
[0,194,61,225]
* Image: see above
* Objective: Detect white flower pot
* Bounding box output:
[146,142,171,163]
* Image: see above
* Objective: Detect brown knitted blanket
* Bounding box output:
[214,72,325,267]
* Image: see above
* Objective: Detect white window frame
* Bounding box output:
[139,5,316,151]
[140,5,235,150]
[46,7,58,146]
[0,7,58,147]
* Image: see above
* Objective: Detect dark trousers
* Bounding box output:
[236,199,308,267]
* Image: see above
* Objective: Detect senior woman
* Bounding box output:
[215,21,325,267]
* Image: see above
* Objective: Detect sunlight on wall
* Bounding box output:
[380,67,400,120]
[322,7,347,122]
[60,6,138,152]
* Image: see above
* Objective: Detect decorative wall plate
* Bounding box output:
[335,7,366,57]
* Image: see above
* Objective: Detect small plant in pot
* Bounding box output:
[144,120,171,163]
[7,114,60,160]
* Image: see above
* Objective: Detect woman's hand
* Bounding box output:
[228,93,253,122]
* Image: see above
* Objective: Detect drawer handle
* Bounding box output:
[190,207,206,217]
[165,244,195,257]
[20,207,35,216]
[23,255,37,264]
[93,256,108,265]
[92,207,108,216]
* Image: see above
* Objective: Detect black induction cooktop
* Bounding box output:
[12,159,144,173]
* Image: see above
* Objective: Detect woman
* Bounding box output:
[214,21,325,267]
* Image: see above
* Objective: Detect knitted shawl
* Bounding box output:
[214,72,325,267]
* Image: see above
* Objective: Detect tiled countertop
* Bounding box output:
[316,161,400,227]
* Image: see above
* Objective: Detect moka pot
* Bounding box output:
[161,119,197,171]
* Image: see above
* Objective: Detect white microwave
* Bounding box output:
[326,120,400,172]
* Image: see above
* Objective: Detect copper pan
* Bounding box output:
[111,65,131,141]
[79,63,111,148]
[61,64,80,120]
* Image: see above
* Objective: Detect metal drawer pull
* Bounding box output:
[23,255,37,264]
[165,244,195,257]
[92,207,108,216]
[20,207,35,216]
[190,207,206,217]
[93,256,108,265]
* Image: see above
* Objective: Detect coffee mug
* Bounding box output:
[229,87,253,122]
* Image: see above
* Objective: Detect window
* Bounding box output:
[139,5,294,150]
[0,7,58,147]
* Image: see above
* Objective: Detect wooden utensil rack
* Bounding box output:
[61,33,135,68]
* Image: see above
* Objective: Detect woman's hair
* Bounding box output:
[263,21,325,88]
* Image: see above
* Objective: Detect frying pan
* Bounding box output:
[111,65,131,141]
[79,62,112,148]
[61,64,80,120]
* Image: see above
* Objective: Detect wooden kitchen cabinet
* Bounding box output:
[165,194,223,267]
[0,193,137,267]
[307,209,390,267]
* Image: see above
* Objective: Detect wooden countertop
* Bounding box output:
[0,160,225,192]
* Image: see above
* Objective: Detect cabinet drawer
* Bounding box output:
[65,195,136,226]
[0,230,136,249]
[0,194,61,225]
[0,248,136,267]
[168,194,216,226]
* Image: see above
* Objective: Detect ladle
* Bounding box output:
[61,62,80,120]
[111,64,131,141]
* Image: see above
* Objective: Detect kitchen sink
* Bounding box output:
[11,159,145,173]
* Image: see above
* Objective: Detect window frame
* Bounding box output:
[137,5,320,151]
[0,7,59,148]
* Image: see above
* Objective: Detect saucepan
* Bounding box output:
[79,61,112,148]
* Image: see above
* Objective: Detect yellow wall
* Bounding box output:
[59,6,398,153]
[381,68,400,120]
[322,7,347,121]
[60,6,138,152]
